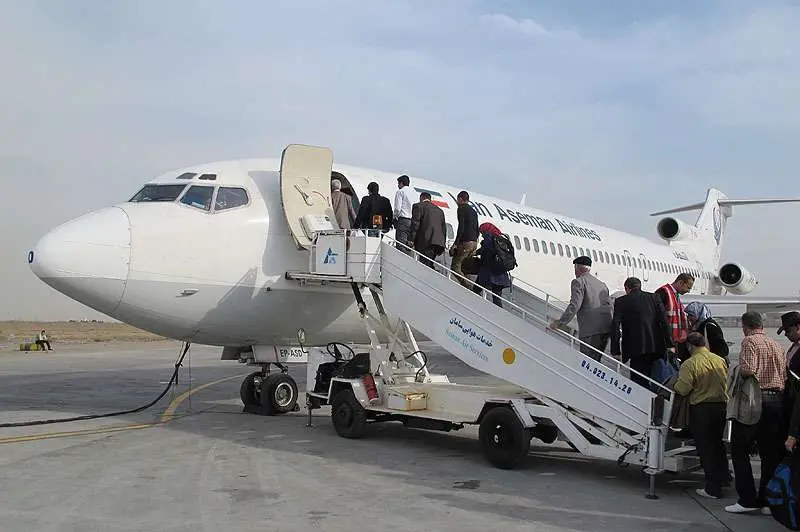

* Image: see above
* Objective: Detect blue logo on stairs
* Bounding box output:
[324,247,338,264]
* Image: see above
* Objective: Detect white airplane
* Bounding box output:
[28,144,800,357]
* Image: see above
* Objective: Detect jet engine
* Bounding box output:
[717,262,757,295]
[656,217,700,243]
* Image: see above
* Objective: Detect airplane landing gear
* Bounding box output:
[240,364,299,416]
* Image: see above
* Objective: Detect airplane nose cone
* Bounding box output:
[29,206,131,315]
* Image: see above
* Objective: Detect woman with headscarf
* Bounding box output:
[472,222,511,307]
[684,302,729,363]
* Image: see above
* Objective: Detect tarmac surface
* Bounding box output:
[0,341,784,531]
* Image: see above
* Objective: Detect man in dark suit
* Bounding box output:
[610,277,673,387]
[354,181,393,232]
[409,192,447,269]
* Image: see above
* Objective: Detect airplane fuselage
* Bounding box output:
[29,156,743,347]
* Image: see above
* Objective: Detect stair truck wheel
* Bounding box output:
[261,373,299,415]
[331,388,367,439]
[479,406,531,470]
[240,371,262,408]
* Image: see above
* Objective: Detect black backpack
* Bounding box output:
[493,234,517,272]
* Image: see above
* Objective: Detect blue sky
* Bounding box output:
[1,1,799,320]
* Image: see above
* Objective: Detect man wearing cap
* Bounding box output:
[548,256,613,361]
[725,310,787,515]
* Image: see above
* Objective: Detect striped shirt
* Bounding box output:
[740,331,787,390]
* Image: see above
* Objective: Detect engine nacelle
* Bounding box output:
[656,217,700,243]
[717,262,757,295]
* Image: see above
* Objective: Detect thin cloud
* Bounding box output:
[1,1,799,320]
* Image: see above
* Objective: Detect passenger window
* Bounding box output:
[557,243,563,256]
[572,246,578,257]
[180,185,214,211]
[446,223,454,240]
[214,187,249,211]
[523,238,530,251]
[533,240,540,253]
[542,241,549,254]
[565,245,571,258]
[604,252,610,263]
[550,242,556,255]
[514,235,521,249]
[591,249,598,262]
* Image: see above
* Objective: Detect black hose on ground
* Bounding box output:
[0,342,191,428]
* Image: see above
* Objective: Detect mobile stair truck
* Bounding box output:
[277,145,700,499]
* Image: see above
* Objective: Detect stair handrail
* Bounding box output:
[364,230,673,398]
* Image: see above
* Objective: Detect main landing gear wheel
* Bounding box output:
[260,373,299,415]
[240,371,298,416]
[331,388,367,439]
[479,406,531,470]
[240,371,262,410]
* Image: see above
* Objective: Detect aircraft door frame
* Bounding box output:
[639,253,649,283]
[623,249,635,279]
[279,144,335,250]
[696,260,708,294]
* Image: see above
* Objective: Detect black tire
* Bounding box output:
[331,388,367,439]
[240,371,262,408]
[261,373,298,415]
[478,406,531,470]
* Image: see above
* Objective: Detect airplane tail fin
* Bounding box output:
[650,188,800,267]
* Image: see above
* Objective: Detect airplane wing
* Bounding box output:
[682,295,800,314]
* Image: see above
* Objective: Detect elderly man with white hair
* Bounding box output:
[330,179,356,230]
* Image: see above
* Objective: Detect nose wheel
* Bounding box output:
[240,367,299,416]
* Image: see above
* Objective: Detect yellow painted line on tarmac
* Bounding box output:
[0,373,246,445]
[160,373,245,423]
[0,423,155,444]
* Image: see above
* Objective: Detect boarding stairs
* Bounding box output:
[286,230,698,474]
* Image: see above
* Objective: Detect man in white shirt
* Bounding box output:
[393,175,414,252]
[36,329,53,351]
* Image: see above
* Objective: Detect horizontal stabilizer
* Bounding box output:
[651,197,800,216]
[683,295,800,315]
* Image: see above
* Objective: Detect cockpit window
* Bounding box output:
[214,187,249,211]
[129,184,187,203]
[176,172,196,180]
[180,185,214,211]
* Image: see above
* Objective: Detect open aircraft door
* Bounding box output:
[279,144,335,250]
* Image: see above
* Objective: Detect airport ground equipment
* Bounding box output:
[285,229,700,498]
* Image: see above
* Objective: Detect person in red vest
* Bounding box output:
[655,273,694,362]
